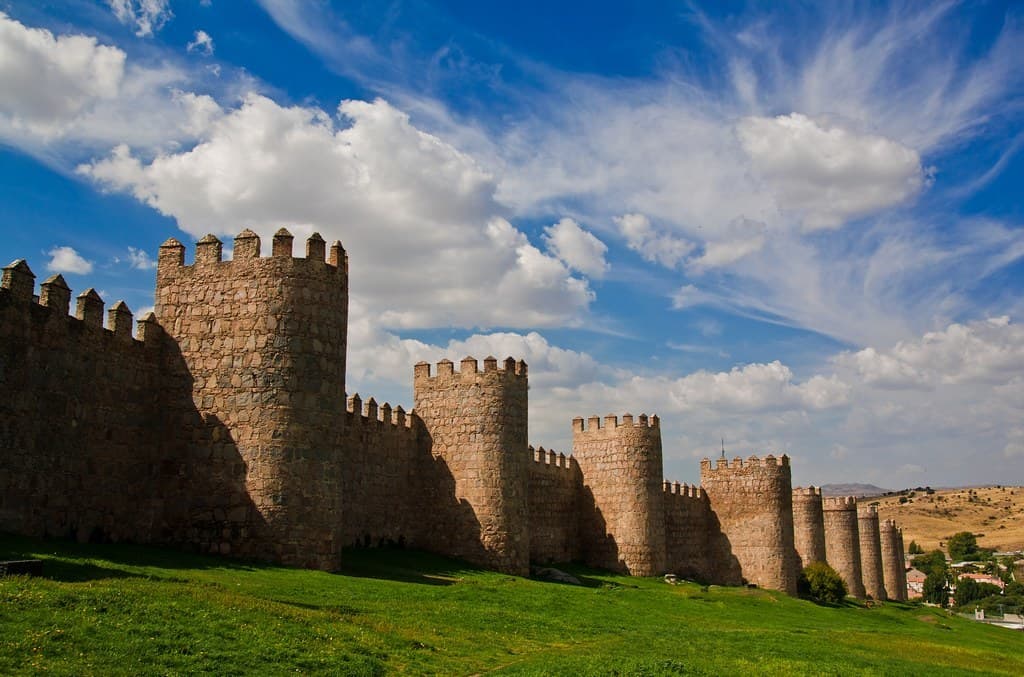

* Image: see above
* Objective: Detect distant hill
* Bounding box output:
[820,483,891,497]
[872,485,1024,553]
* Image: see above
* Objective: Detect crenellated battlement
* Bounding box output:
[1,260,162,347]
[413,356,527,383]
[699,453,790,474]
[156,228,348,277]
[345,393,417,431]
[823,496,859,510]
[528,446,576,472]
[663,480,704,499]
[571,412,660,433]
[857,504,879,518]
[793,486,822,497]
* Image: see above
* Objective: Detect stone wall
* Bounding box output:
[339,394,426,549]
[700,456,799,595]
[792,487,826,569]
[155,229,348,569]
[858,505,886,600]
[0,262,166,545]
[573,414,666,576]
[879,519,907,601]
[412,357,530,576]
[526,447,581,564]
[823,497,866,598]
[664,483,715,581]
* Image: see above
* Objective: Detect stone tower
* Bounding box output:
[822,497,866,598]
[880,519,907,601]
[858,505,886,600]
[700,455,799,595]
[792,486,826,569]
[573,413,666,576]
[413,356,530,576]
[155,228,348,569]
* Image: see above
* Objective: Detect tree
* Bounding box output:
[908,540,924,554]
[947,531,982,561]
[954,577,981,607]
[798,562,848,604]
[912,550,949,578]
[923,571,950,607]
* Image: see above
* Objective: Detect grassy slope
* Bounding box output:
[1,535,1021,676]
[873,486,1024,552]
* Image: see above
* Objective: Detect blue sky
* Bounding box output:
[1,1,1023,487]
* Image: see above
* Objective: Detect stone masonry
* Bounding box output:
[823,497,867,598]
[0,229,907,598]
[857,505,886,600]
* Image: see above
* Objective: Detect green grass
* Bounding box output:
[1,534,1021,675]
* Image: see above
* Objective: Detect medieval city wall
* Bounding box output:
[663,482,715,581]
[155,229,349,569]
[700,455,799,595]
[526,447,581,564]
[879,518,907,601]
[792,487,826,569]
[823,497,866,598]
[339,394,428,549]
[0,262,166,545]
[858,505,886,600]
[412,357,530,576]
[573,413,666,576]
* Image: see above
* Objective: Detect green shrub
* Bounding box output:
[798,562,847,604]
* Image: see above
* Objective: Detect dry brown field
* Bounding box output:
[870,486,1024,554]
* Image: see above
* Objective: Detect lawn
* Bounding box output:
[1,534,1021,675]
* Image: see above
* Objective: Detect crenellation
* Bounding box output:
[195,234,223,265]
[272,227,294,257]
[76,288,104,328]
[2,259,35,302]
[306,232,326,261]
[39,274,70,312]
[234,229,261,260]
[1,232,910,594]
[108,301,134,340]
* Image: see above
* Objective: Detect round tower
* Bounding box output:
[880,518,907,601]
[792,486,826,569]
[700,455,799,595]
[413,356,529,576]
[155,229,348,569]
[858,505,886,600]
[572,413,666,576]
[822,497,866,598]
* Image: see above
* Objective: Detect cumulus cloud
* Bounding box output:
[614,213,695,269]
[46,246,93,274]
[0,13,227,153]
[107,0,172,37]
[736,113,925,230]
[541,218,608,278]
[187,30,214,56]
[0,12,125,139]
[81,95,596,329]
[834,317,1024,388]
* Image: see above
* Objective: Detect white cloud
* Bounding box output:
[614,213,695,269]
[107,0,172,37]
[541,218,608,278]
[0,12,125,139]
[81,95,595,329]
[46,246,93,275]
[0,13,229,154]
[187,30,214,56]
[670,284,712,310]
[834,317,1024,388]
[736,113,925,230]
[126,246,157,270]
